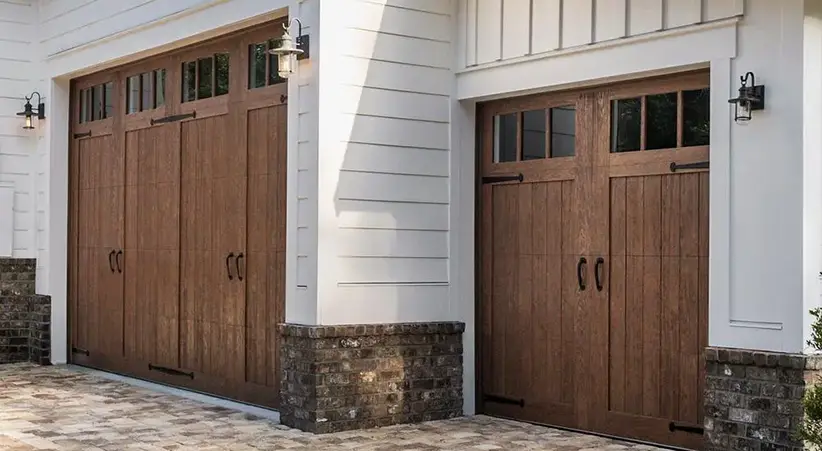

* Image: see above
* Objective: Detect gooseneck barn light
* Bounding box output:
[269,18,309,79]
[728,72,765,123]
[17,92,45,130]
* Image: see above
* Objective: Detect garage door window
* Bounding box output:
[79,81,114,123]
[249,39,286,89]
[182,53,230,103]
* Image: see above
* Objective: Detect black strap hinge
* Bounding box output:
[148,364,195,379]
[670,161,709,172]
[669,421,704,435]
[151,112,196,126]
[73,131,92,139]
[483,394,525,407]
[71,347,90,356]
[482,173,524,184]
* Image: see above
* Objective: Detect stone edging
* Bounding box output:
[705,346,822,370]
[279,322,465,338]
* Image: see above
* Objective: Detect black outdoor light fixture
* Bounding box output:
[17,92,45,130]
[269,18,309,79]
[728,71,765,123]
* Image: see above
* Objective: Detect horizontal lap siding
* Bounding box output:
[321,0,452,323]
[0,1,37,261]
[462,0,744,69]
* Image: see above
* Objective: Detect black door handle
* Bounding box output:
[595,257,604,291]
[226,252,234,280]
[108,250,115,273]
[235,253,244,281]
[577,257,587,291]
[116,250,123,273]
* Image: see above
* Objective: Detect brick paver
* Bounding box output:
[0,364,665,450]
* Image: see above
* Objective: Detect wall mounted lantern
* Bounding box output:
[728,72,765,123]
[17,92,45,130]
[269,18,309,79]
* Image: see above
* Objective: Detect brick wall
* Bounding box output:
[280,322,464,433]
[704,347,819,450]
[0,258,50,365]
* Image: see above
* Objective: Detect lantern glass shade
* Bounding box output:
[17,100,34,129]
[278,53,295,78]
[24,115,33,129]
[269,30,303,79]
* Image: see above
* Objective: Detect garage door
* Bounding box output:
[68,20,288,407]
[478,71,710,449]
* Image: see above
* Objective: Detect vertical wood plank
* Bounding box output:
[678,173,700,424]
[532,0,561,53]
[481,183,494,400]
[628,0,663,36]
[641,175,661,418]
[561,179,576,405]
[704,0,744,21]
[609,177,627,413]
[466,0,478,65]
[594,0,626,42]
[516,183,533,399]
[666,0,701,28]
[624,176,644,415]
[659,174,681,420]
[697,172,710,422]
[545,182,564,403]
[477,0,502,64]
[563,0,594,48]
[502,0,531,59]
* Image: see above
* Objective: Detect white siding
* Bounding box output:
[462,0,744,68]
[317,0,452,325]
[0,1,38,261]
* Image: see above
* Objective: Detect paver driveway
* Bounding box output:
[0,364,666,450]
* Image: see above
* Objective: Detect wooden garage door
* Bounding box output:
[478,71,710,449]
[68,21,288,408]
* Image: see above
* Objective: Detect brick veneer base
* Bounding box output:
[0,258,50,365]
[280,322,464,433]
[704,347,822,450]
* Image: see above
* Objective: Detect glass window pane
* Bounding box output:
[197,57,213,100]
[127,76,140,114]
[141,72,154,111]
[646,92,678,150]
[521,109,546,160]
[79,89,87,123]
[215,53,230,96]
[104,82,114,118]
[551,106,576,158]
[493,113,518,163]
[683,88,710,147]
[249,43,267,89]
[183,61,196,102]
[155,69,166,107]
[611,98,641,153]
[268,39,285,86]
[92,84,104,121]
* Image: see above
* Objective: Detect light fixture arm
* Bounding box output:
[741,72,755,89]
[26,91,43,108]
[25,91,46,120]
[285,18,304,44]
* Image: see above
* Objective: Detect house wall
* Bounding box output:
[315,0,454,325]
[0,1,39,260]
[453,0,811,354]
[34,0,318,363]
[461,0,743,69]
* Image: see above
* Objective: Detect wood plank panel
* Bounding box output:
[659,175,681,420]
[624,177,644,416]
[704,0,744,21]
[608,177,626,413]
[531,0,561,53]
[641,175,661,418]
[666,0,701,28]
[476,0,502,64]
[562,0,594,48]
[628,0,662,36]
[678,173,700,424]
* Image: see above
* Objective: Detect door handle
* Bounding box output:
[226,252,234,280]
[108,250,115,273]
[116,250,123,273]
[595,257,604,291]
[235,253,244,281]
[577,257,587,291]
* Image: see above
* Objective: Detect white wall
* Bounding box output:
[35,0,317,363]
[0,1,39,260]
[316,0,454,325]
[460,0,743,69]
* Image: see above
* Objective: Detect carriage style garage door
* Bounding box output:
[478,71,710,449]
[68,20,288,407]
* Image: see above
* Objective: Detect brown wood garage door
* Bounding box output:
[68,20,288,407]
[478,71,710,449]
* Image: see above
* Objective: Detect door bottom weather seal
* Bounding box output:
[148,363,195,379]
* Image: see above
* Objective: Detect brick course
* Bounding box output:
[704,347,822,450]
[0,258,50,365]
[280,322,464,433]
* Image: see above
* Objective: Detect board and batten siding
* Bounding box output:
[463,0,744,67]
[317,0,453,324]
[0,0,38,260]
